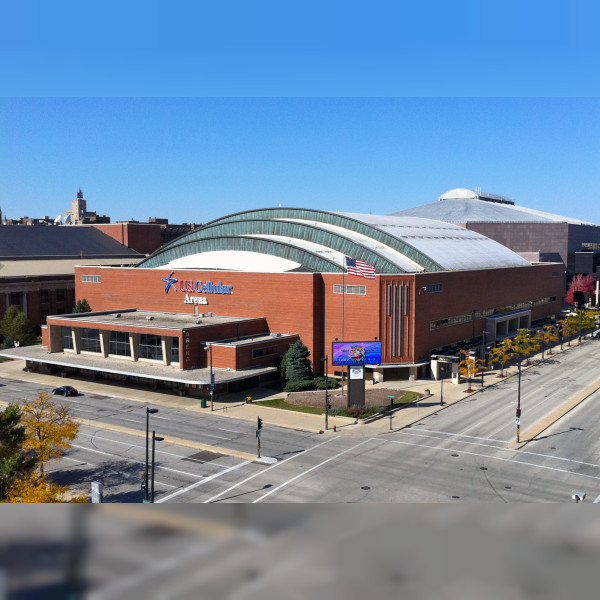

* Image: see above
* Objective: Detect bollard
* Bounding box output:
[333,425,336,432]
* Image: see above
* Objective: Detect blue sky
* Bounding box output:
[1,2,599,225]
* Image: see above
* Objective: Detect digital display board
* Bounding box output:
[332,341,382,366]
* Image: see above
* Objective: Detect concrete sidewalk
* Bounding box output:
[0,338,595,440]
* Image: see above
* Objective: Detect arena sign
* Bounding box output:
[161,272,233,295]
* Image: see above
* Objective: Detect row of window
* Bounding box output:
[40,290,66,304]
[82,275,102,283]
[62,327,180,363]
[333,285,367,295]
[430,296,557,331]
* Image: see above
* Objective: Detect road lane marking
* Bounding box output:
[76,432,233,468]
[156,461,252,503]
[409,427,509,444]
[70,443,205,479]
[204,436,340,503]
[252,438,375,503]
[594,494,600,503]
[388,439,600,482]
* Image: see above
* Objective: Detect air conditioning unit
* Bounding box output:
[199,313,205,317]
[114,313,122,318]
[146,316,154,321]
[194,319,202,324]
[207,312,214,317]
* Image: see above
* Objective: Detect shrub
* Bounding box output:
[312,376,340,390]
[284,379,317,393]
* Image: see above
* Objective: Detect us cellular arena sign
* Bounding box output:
[161,272,233,305]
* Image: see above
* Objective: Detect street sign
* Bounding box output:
[256,429,261,438]
[515,417,521,425]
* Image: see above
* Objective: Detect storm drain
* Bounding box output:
[183,450,226,463]
[480,467,488,471]
[361,486,371,491]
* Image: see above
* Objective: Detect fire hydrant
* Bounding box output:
[333,425,337,432]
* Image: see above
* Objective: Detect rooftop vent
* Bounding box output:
[114,313,122,318]
[207,312,213,317]
[199,313,205,317]
[146,316,154,321]
[194,319,202,324]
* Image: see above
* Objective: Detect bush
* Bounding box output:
[284,380,317,393]
[312,376,340,390]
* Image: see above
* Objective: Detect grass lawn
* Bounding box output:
[256,390,422,418]
[255,398,324,415]
[0,356,13,363]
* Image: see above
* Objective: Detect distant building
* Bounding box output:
[148,218,200,245]
[65,188,110,224]
[391,188,600,283]
[0,226,142,329]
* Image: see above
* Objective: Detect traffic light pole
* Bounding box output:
[516,356,522,443]
[257,416,263,458]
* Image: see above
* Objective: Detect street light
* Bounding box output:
[321,355,330,431]
[151,430,164,503]
[144,407,159,503]
[205,344,214,411]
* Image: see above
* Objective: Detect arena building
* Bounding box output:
[5,208,564,397]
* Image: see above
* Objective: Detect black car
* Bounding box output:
[52,386,78,397]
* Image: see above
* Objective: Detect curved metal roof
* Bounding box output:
[138,207,530,273]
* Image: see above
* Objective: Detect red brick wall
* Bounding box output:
[75,267,321,365]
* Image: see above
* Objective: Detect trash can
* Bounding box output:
[201,398,207,408]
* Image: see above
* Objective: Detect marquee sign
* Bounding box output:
[161,272,233,305]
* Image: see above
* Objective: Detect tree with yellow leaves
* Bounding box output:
[458,349,485,392]
[537,325,558,359]
[5,471,67,503]
[20,392,79,476]
[489,339,515,377]
[558,317,577,346]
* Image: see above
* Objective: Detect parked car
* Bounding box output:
[52,386,78,397]
[595,332,600,339]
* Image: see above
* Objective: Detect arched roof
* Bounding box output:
[137,207,530,273]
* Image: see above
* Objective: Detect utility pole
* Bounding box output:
[322,355,330,431]
[144,407,158,503]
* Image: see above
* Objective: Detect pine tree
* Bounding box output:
[72,298,92,313]
[285,340,313,383]
[0,404,36,499]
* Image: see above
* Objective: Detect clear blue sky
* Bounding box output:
[1,2,599,225]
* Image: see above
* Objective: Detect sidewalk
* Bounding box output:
[0,338,595,440]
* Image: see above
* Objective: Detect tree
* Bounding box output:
[0,403,36,499]
[0,305,36,348]
[537,326,558,359]
[566,274,595,307]
[512,328,540,366]
[285,340,312,383]
[5,472,68,503]
[489,340,515,377]
[20,392,79,476]
[558,317,577,346]
[72,298,92,313]
[458,350,484,392]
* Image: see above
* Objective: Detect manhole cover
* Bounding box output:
[480,467,488,471]
[361,486,371,490]
[550,447,556,450]
[452,495,460,499]
[505,486,512,489]
[451,454,459,457]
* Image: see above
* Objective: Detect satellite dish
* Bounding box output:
[54,214,62,224]
[64,214,72,224]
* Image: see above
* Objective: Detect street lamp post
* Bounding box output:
[388,395,394,431]
[440,368,444,406]
[205,344,214,411]
[321,355,330,431]
[151,430,164,503]
[144,407,159,503]
[516,354,522,443]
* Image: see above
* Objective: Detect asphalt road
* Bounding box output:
[2,339,600,503]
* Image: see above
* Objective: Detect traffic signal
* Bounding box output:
[327,402,332,410]
[516,408,521,418]
[257,417,263,430]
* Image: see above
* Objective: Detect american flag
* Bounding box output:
[345,256,376,279]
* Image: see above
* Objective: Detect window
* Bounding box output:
[425,283,443,293]
[139,334,163,361]
[40,291,49,304]
[333,285,366,295]
[82,275,102,283]
[170,337,180,363]
[80,328,101,353]
[62,326,73,350]
[109,331,131,357]
[56,290,65,303]
[252,345,279,358]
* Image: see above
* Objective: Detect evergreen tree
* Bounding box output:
[72,298,92,313]
[0,305,36,348]
[285,340,312,383]
[0,404,36,500]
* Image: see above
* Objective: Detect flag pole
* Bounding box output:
[341,256,346,397]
